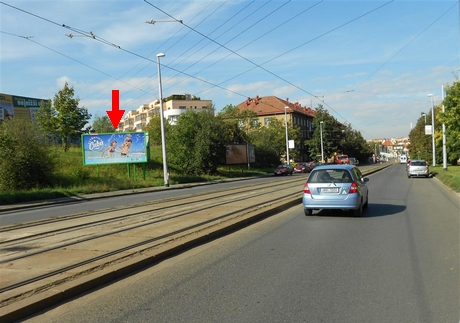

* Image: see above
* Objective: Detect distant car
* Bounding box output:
[274,165,294,176]
[294,163,308,173]
[302,165,369,217]
[335,154,350,164]
[348,157,359,165]
[400,155,407,164]
[407,160,429,178]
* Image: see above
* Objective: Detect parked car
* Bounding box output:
[348,157,359,165]
[407,160,429,178]
[306,162,317,172]
[302,165,369,217]
[274,165,294,176]
[335,154,350,164]
[294,162,308,173]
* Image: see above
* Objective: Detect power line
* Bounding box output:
[143,0,393,136]
[1,0,397,139]
[350,0,459,92]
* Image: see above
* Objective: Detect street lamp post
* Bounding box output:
[320,121,324,163]
[284,106,290,165]
[157,53,169,187]
[421,112,426,124]
[441,85,447,170]
[428,94,435,166]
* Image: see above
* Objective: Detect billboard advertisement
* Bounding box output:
[0,93,49,122]
[226,144,255,164]
[82,132,149,165]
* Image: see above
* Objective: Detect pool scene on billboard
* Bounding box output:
[82,132,149,165]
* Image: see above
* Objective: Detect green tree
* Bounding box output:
[36,82,91,151]
[145,114,173,146]
[91,115,115,133]
[218,104,259,144]
[340,123,370,162]
[439,81,460,165]
[409,114,432,161]
[168,109,229,175]
[307,105,341,161]
[0,118,56,191]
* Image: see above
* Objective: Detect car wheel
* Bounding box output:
[304,208,313,216]
[363,194,369,208]
[353,203,363,217]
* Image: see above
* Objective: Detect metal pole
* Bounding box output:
[284,106,290,165]
[442,85,447,170]
[428,94,436,166]
[157,53,169,187]
[320,121,324,163]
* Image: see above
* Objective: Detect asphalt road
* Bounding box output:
[0,164,388,226]
[21,164,459,323]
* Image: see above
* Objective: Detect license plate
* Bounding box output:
[321,187,339,193]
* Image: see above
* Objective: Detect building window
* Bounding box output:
[251,119,260,126]
[264,117,272,126]
[179,106,186,109]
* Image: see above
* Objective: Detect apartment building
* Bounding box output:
[236,95,316,161]
[118,94,213,132]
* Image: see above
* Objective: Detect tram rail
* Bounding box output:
[0,176,305,306]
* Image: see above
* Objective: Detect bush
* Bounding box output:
[0,118,56,190]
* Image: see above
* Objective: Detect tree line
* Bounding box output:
[1,80,458,191]
[409,81,460,165]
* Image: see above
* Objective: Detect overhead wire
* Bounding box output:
[161,0,286,92]
[349,0,459,92]
[85,2,220,112]
[143,0,393,137]
[120,0,226,102]
[2,0,401,139]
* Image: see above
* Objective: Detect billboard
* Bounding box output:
[226,144,255,164]
[82,132,149,165]
[0,93,50,122]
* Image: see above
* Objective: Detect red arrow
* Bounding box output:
[106,90,125,128]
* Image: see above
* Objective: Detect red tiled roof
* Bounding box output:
[236,95,315,118]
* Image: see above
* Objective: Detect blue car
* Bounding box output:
[302,165,369,217]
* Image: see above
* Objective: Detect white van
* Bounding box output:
[400,155,407,164]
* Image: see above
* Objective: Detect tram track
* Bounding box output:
[0,176,305,306]
[0,178,301,249]
[0,163,393,322]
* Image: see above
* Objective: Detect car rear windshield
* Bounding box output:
[411,161,426,166]
[337,156,348,159]
[309,169,352,183]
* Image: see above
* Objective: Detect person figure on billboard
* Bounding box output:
[120,134,132,157]
[100,140,119,158]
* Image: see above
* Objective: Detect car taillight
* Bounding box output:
[303,183,311,194]
[349,181,358,194]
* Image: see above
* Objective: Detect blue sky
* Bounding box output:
[1,0,458,139]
